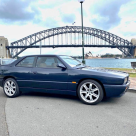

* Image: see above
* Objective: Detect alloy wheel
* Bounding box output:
[80,82,100,103]
[4,80,16,96]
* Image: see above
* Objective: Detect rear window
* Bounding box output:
[16,57,35,67]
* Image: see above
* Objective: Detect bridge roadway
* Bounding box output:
[0,87,136,136]
[6,45,136,49]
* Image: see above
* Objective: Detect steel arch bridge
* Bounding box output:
[9,26,135,58]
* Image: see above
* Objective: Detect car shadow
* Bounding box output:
[21,92,80,103]
[21,92,121,105]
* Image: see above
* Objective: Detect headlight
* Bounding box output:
[124,77,128,84]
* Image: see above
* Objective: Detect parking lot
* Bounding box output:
[0,87,136,136]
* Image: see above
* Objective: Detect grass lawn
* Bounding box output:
[105,68,136,78]
[128,73,136,78]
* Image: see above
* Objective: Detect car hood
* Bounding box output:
[79,66,129,77]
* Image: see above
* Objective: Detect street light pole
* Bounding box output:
[78,0,85,64]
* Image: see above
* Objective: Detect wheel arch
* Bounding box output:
[2,76,17,86]
[76,78,106,97]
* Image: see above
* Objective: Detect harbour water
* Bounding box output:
[79,58,136,68]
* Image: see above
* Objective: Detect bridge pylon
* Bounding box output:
[131,38,136,57]
[0,36,11,58]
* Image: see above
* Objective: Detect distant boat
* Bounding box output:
[115,57,121,59]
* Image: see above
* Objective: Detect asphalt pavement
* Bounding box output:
[0,87,136,136]
[4,90,136,136]
[0,88,8,136]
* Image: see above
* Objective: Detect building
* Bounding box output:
[0,36,10,58]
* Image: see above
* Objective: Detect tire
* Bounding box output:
[77,79,104,105]
[3,78,20,98]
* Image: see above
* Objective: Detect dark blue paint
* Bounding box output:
[0,55,130,97]
[31,67,68,90]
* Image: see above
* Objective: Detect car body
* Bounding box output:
[0,55,130,104]
[0,58,16,65]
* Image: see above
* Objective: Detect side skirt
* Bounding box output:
[19,87,77,96]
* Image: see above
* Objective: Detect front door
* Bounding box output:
[31,56,68,91]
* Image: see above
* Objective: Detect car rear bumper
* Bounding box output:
[104,81,130,97]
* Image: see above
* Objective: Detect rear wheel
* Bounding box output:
[77,80,104,105]
[3,78,20,98]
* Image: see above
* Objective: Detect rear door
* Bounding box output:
[13,56,36,88]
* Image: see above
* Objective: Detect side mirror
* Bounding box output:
[57,63,66,69]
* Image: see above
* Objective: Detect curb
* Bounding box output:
[128,88,136,93]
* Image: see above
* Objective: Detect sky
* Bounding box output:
[0,0,136,57]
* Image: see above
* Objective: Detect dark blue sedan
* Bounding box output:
[0,55,130,104]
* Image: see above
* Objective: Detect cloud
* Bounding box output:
[90,0,131,30]
[57,1,78,25]
[0,0,135,57]
[42,17,59,28]
[111,21,136,39]
[38,0,67,9]
[61,14,76,24]
[0,0,40,23]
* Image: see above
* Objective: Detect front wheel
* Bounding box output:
[3,78,20,98]
[77,80,104,105]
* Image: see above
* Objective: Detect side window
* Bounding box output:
[56,58,62,64]
[17,57,35,67]
[46,58,55,66]
[36,57,62,68]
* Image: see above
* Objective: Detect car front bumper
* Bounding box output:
[104,80,130,97]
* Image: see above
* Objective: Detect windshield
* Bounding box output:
[60,56,83,67]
